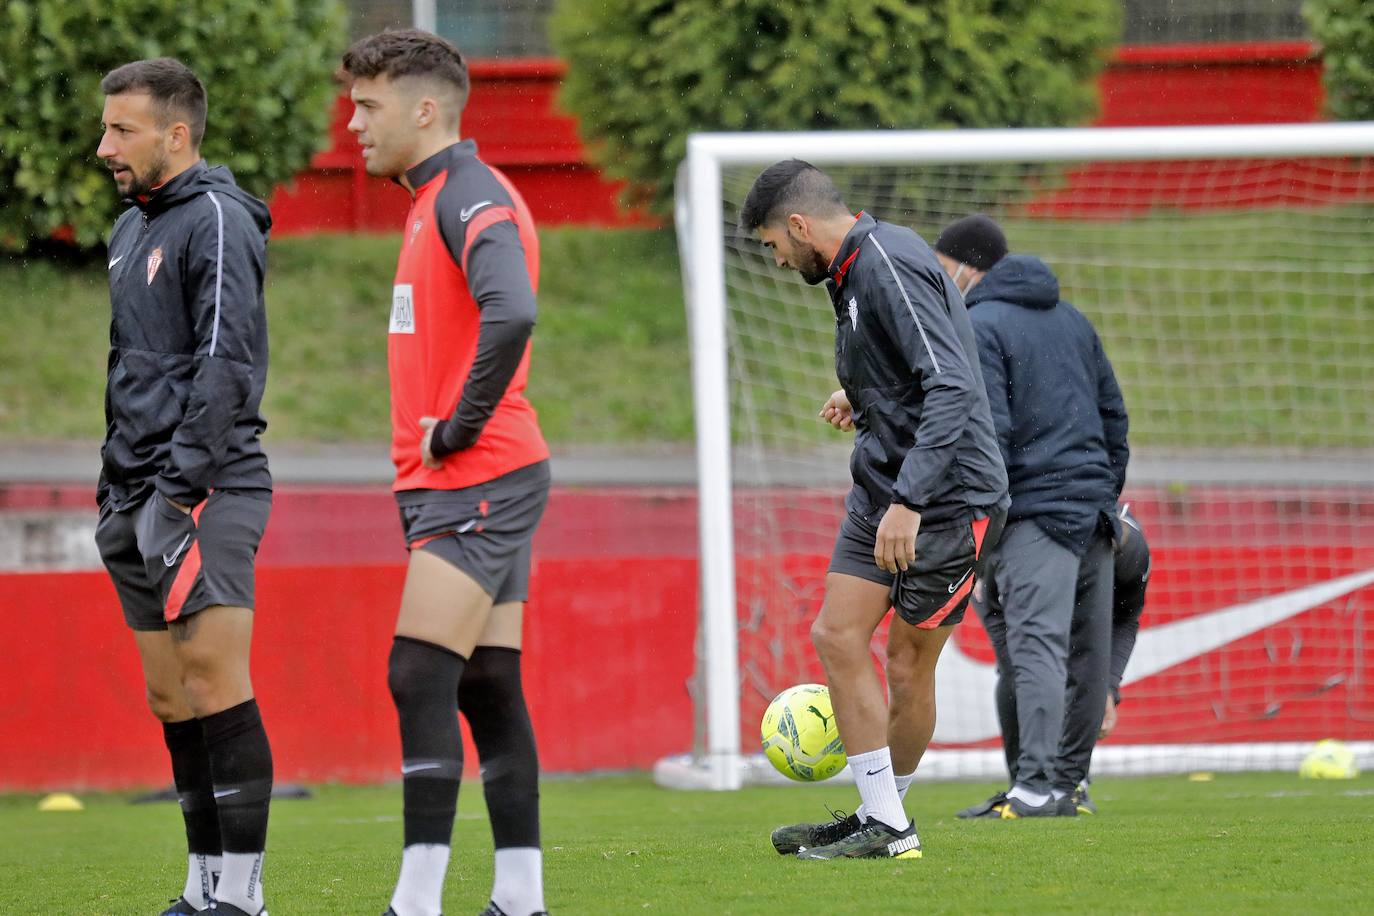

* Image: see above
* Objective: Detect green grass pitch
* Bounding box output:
[3,772,1371,913]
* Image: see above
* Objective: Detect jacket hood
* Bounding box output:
[137,162,273,235]
[965,253,1059,310]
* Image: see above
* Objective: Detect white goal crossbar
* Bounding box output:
[675,122,1374,791]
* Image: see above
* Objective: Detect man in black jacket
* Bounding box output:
[94,59,273,916]
[740,161,1008,860]
[935,215,1129,818]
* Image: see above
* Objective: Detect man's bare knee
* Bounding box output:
[811,614,865,664]
[164,606,254,716]
[145,682,191,722]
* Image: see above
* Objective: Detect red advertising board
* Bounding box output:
[2,484,1371,790]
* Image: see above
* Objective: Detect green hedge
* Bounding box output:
[0,0,347,251]
[550,0,1120,216]
[1306,0,1374,120]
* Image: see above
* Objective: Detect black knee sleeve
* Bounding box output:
[163,718,222,856]
[200,699,273,854]
[459,646,540,848]
[390,636,466,846]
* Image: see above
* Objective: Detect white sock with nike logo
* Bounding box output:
[848,747,909,832]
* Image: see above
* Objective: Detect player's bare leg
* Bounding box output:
[388,550,494,916]
[166,606,269,915]
[169,606,255,716]
[463,603,547,916]
[802,573,919,852]
[810,573,893,757]
[885,618,955,796]
[771,573,892,856]
[134,631,221,914]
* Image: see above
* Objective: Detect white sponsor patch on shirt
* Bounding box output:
[390,284,416,334]
[848,297,858,329]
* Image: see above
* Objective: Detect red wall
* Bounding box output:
[1,486,701,790]
[269,59,635,234]
[3,483,1373,790]
[268,42,1328,234]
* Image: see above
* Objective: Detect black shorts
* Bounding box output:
[397,461,551,605]
[829,506,1006,629]
[95,489,271,631]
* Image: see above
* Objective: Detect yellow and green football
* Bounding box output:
[760,683,846,782]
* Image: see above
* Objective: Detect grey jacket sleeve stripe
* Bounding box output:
[206,191,225,358]
[868,235,942,373]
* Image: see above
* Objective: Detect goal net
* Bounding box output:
[660,124,1374,790]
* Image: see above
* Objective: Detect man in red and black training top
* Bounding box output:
[341,31,550,916]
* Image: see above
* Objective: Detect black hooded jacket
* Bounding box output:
[827,213,1009,528]
[964,254,1129,554]
[99,161,272,510]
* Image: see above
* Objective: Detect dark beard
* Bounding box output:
[797,244,830,285]
[121,150,169,199]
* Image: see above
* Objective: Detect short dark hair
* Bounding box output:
[341,29,470,116]
[739,160,850,232]
[100,58,208,148]
[934,214,1009,271]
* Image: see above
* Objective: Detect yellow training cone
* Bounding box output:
[1187,772,1215,782]
[37,792,84,812]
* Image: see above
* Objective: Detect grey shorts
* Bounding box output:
[95,489,271,631]
[829,506,1005,629]
[397,461,551,605]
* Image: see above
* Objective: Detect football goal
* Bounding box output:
[660,122,1374,790]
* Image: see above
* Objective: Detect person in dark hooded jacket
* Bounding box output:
[739,161,1008,862]
[93,58,274,916]
[935,215,1129,819]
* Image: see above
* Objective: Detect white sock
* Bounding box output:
[858,769,918,821]
[847,747,909,831]
[1007,784,1052,807]
[492,847,545,915]
[183,853,221,909]
[390,844,451,916]
[214,851,264,914]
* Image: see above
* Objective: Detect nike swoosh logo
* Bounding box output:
[456,519,478,534]
[460,200,493,222]
[213,788,239,799]
[108,255,123,269]
[947,567,974,594]
[163,533,192,567]
[865,766,891,776]
[932,566,1374,743]
[401,762,443,775]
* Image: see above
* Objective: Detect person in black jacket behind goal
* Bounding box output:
[739,160,1009,860]
[976,502,1152,815]
[933,215,1131,820]
[94,58,275,916]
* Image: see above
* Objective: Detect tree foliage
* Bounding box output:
[550,0,1121,215]
[1306,0,1374,120]
[0,0,347,250]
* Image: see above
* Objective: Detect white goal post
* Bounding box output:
[668,122,1374,791]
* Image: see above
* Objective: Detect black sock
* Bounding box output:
[459,647,540,849]
[390,636,466,846]
[201,698,273,853]
[163,718,223,857]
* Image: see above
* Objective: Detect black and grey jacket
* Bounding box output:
[99,161,272,510]
[965,254,1129,554]
[827,213,1009,528]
